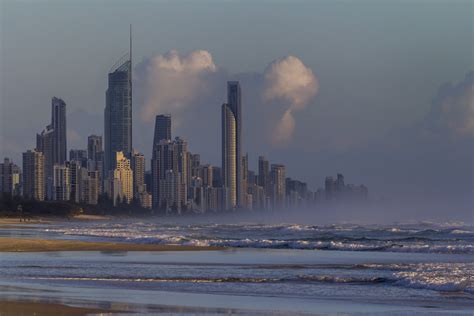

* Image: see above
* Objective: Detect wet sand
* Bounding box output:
[0,300,117,316]
[0,237,221,252]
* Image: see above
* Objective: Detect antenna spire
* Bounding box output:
[129,24,132,66]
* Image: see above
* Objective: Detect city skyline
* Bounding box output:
[1,1,472,219]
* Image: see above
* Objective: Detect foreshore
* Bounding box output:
[0,237,220,252]
[0,216,222,252]
[0,300,118,316]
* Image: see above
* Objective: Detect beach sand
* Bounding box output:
[0,300,118,316]
[0,237,221,252]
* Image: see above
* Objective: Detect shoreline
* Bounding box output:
[0,237,222,252]
[0,300,119,316]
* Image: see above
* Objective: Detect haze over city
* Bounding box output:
[1,0,473,221]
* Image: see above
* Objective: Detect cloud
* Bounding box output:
[139,50,217,124]
[272,109,295,145]
[424,71,474,137]
[262,55,318,145]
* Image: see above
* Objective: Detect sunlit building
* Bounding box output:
[22,149,44,201]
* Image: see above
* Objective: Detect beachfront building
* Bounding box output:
[0,158,21,197]
[52,164,70,201]
[22,149,44,201]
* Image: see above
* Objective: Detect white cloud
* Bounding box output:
[262,55,318,145]
[140,50,217,123]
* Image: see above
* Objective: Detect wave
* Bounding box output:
[45,222,474,254]
[25,273,473,293]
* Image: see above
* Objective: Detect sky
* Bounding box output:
[0,0,473,220]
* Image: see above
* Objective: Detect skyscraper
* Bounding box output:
[22,149,44,201]
[152,114,171,152]
[227,81,243,207]
[258,156,270,198]
[36,126,54,198]
[151,137,187,213]
[131,150,146,198]
[104,28,132,174]
[222,103,237,208]
[87,135,104,194]
[87,135,103,161]
[108,151,134,205]
[51,97,67,166]
[53,164,70,201]
[271,164,286,209]
[0,158,21,196]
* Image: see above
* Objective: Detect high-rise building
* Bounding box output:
[242,154,249,208]
[325,176,336,200]
[87,135,103,161]
[68,160,82,203]
[112,151,134,204]
[0,158,21,196]
[227,81,243,207]
[201,164,213,187]
[104,28,132,174]
[258,156,270,198]
[22,149,44,201]
[80,170,99,205]
[51,97,67,166]
[36,97,67,199]
[152,115,171,151]
[69,149,88,167]
[87,135,104,195]
[271,164,286,209]
[52,164,70,201]
[222,103,237,208]
[131,150,146,198]
[36,125,54,199]
[151,138,187,213]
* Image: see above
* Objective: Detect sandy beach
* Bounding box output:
[0,237,221,252]
[0,300,118,316]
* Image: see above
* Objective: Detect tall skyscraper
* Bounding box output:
[53,164,70,201]
[68,160,82,203]
[222,103,237,208]
[258,156,270,198]
[151,137,187,213]
[107,151,133,205]
[271,164,286,209]
[36,126,54,198]
[242,154,249,208]
[152,114,171,152]
[51,97,67,166]
[104,28,133,174]
[226,81,243,207]
[22,149,44,201]
[131,150,146,198]
[87,135,104,194]
[87,135,103,161]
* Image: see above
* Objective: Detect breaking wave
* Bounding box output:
[46,222,474,254]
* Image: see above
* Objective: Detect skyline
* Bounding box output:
[0,1,473,219]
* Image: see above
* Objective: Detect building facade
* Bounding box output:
[51,97,67,166]
[22,150,44,201]
[221,103,237,208]
[104,54,132,174]
[0,158,21,196]
[53,164,70,201]
[226,81,243,207]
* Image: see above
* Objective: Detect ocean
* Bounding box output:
[1,219,473,315]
